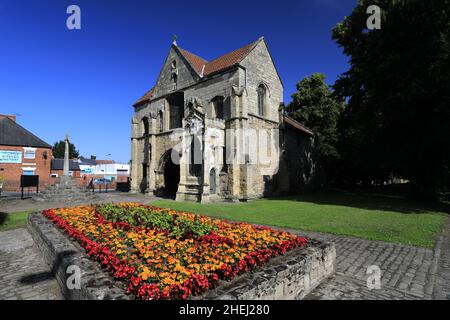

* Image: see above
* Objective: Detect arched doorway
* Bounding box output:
[162,150,180,198]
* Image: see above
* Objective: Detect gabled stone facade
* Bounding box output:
[130,37,316,202]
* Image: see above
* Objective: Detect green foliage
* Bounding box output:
[95,203,214,238]
[287,73,344,178]
[332,0,450,199]
[52,140,80,159]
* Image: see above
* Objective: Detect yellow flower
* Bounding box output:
[140,266,156,281]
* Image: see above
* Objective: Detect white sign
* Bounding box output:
[0,150,22,163]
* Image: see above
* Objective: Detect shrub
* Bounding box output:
[95,203,215,239]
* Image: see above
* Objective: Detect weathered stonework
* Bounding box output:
[198,240,336,300]
[28,212,335,300]
[34,176,98,203]
[27,213,131,300]
[131,37,319,202]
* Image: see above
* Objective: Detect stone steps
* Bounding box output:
[34,176,99,203]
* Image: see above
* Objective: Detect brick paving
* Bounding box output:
[0,228,62,300]
[300,225,449,300]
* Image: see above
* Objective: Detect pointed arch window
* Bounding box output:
[257,84,266,116]
[142,116,149,135]
[211,96,224,120]
[172,73,178,90]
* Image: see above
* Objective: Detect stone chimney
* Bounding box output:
[0,114,16,122]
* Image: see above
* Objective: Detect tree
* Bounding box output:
[52,140,80,159]
[287,73,344,180]
[332,0,450,199]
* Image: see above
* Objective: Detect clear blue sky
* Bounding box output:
[0,0,356,163]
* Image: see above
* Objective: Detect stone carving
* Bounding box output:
[232,85,245,97]
[187,116,203,135]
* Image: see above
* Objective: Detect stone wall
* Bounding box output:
[281,125,324,193]
[199,240,336,300]
[27,213,131,300]
[152,46,199,99]
[244,115,280,198]
[240,39,283,122]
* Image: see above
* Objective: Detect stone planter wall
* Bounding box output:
[199,240,335,300]
[28,212,335,300]
[27,213,131,300]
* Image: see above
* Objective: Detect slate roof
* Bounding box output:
[134,38,261,106]
[0,117,52,148]
[51,159,80,171]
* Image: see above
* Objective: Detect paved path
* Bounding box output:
[0,228,62,300]
[300,225,449,300]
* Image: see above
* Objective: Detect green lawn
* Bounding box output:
[0,211,32,232]
[151,192,448,248]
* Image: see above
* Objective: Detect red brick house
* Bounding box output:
[0,114,53,192]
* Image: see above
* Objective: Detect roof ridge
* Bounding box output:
[176,47,208,76]
[178,37,262,77]
[207,37,261,65]
[178,47,208,63]
[202,38,262,76]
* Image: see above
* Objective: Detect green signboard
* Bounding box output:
[0,150,23,163]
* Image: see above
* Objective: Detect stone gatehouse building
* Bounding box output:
[130,37,315,202]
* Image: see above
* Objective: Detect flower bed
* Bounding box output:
[42,203,308,300]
